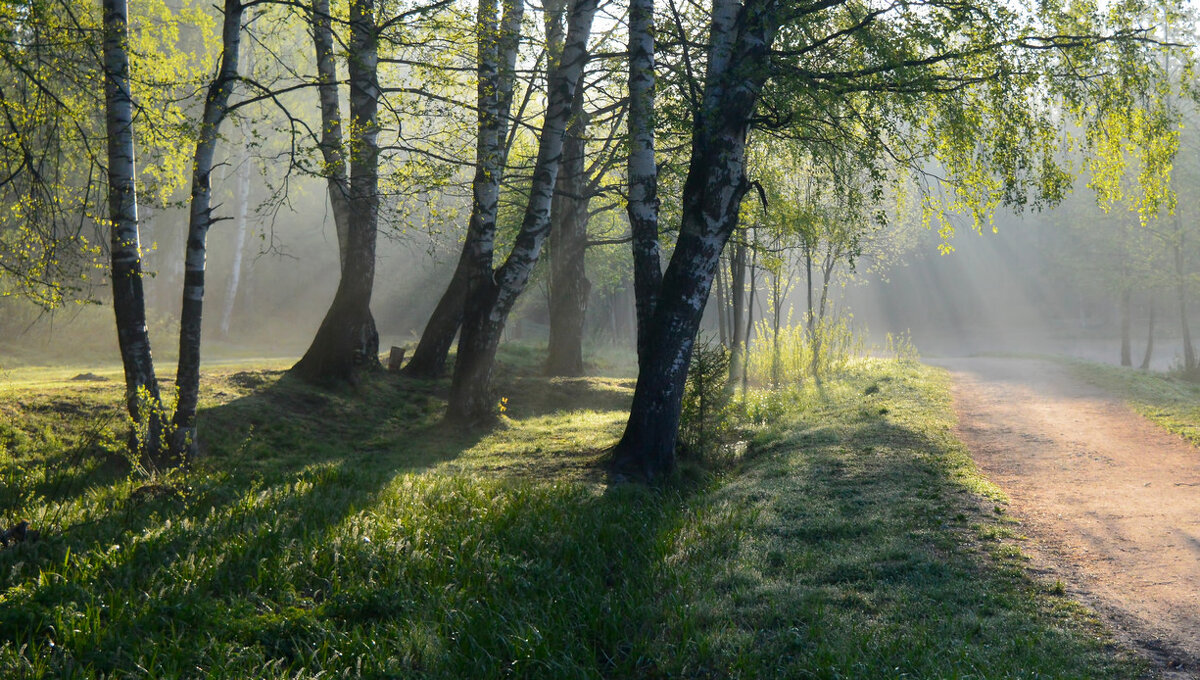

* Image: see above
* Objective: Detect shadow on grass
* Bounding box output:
[0,363,657,674]
[0,367,485,666]
[0,355,696,677]
[0,361,1142,678]
[498,376,635,421]
[681,369,1143,679]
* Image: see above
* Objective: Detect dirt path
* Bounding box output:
[935,357,1200,678]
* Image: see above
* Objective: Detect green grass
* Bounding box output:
[0,352,1145,678]
[1067,358,1200,448]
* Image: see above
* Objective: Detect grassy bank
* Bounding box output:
[1067,359,1200,448]
[0,355,1143,677]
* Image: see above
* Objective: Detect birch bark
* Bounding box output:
[626,0,661,366]
[402,0,524,379]
[102,0,162,457]
[612,0,779,479]
[293,0,382,383]
[172,0,244,459]
[446,0,599,422]
[312,0,352,270]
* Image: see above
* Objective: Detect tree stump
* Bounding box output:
[388,346,406,372]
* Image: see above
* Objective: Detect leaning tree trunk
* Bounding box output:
[1141,298,1156,370]
[403,0,524,379]
[545,103,592,377]
[293,0,381,384]
[402,264,469,378]
[612,0,778,480]
[626,0,661,367]
[172,0,244,460]
[447,0,599,423]
[103,0,162,457]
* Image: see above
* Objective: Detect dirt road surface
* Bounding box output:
[935,357,1200,678]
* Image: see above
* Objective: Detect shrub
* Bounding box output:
[883,330,920,362]
[746,314,865,387]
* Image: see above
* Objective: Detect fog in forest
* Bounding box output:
[2,7,1197,379]
[4,179,1192,375]
[0,169,466,365]
[846,210,1183,372]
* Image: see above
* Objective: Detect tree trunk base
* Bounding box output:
[293,312,380,386]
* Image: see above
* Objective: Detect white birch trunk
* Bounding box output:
[293,0,382,383]
[311,0,352,270]
[102,0,162,457]
[613,0,782,479]
[448,0,599,422]
[172,0,244,458]
[627,0,661,365]
[401,0,524,378]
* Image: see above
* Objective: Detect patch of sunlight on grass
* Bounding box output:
[1066,358,1200,449]
[441,409,625,481]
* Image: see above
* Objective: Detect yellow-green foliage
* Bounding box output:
[1086,105,1179,222]
[0,0,217,306]
[883,329,921,362]
[746,314,865,387]
[128,0,220,205]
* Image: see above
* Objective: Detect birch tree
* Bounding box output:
[171,0,245,459]
[403,0,524,379]
[310,0,352,271]
[612,0,776,478]
[626,0,661,366]
[446,0,600,422]
[292,0,384,383]
[103,0,163,455]
[612,0,1179,480]
[3,0,216,455]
